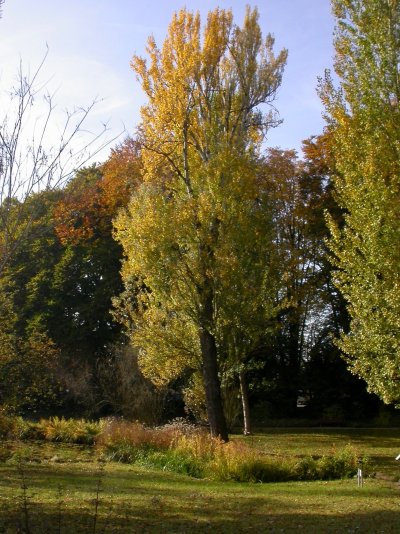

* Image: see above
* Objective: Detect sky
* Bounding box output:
[0,0,335,162]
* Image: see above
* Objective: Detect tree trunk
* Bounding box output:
[239,370,252,435]
[197,215,228,441]
[200,328,229,442]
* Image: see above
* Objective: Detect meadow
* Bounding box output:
[0,425,399,533]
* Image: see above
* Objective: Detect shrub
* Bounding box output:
[98,419,174,452]
[12,417,44,440]
[136,449,204,478]
[0,407,16,439]
[293,456,318,480]
[206,441,292,482]
[97,418,207,468]
[315,445,362,480]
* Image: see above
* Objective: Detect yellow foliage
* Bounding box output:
[115,7,286,396]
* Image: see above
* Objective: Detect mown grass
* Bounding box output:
[0,428,399,532]
[0,457,399,532]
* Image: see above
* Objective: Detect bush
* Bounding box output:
[97,418,206,476]
[97,418,202,458]
[12,417,44,440]
[207,442,292,482]
[0,407,16,439]
[315,445,362,480]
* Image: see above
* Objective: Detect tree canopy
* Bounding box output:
[115,7,287,439]
[320,0,400,405]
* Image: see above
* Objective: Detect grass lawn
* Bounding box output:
[234,427,400,477]
[0,428,399,533]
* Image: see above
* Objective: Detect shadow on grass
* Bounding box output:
[1,464,399,533]
[1,501,400,533]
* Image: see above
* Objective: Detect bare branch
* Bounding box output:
[0,51,123,273]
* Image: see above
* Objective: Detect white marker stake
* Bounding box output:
[357,467,363,488]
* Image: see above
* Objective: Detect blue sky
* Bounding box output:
[0,0,334,159]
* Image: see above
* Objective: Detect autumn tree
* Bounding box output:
[320,0,400,405]
[115,7,287,439]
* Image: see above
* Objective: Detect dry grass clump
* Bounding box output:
[5,416,104,444]
[96,418,208,474]
[96,418,201,460]
[34,417,105,444]
[97,418,200,451]
[96,419,363,483]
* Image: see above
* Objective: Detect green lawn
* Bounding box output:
[0,428,399,533]
[233,427,400,477]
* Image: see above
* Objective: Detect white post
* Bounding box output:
[357,467,363,488]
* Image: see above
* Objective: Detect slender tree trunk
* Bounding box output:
[239,370,252,435]
[199,328,228,441]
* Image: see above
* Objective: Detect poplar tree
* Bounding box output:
[320,0,400,404]
[114,7,287,439]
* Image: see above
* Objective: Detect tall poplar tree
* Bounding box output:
[115,7,287,439]
[320,0,400,405]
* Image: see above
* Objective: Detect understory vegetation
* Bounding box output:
[1,415,366,483]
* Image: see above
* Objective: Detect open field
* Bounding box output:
[0,428,399,533]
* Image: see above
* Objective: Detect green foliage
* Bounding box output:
[0,407,17,439]
[0,328,63,414]
[320,0,400,405]
[0,169,132,415]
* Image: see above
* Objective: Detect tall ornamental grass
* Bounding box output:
[0,413,366,483]
[96,419,364,482]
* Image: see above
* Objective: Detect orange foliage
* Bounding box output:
[302,131,335,176]
[54,138,142,245]
[101,137,142,213]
